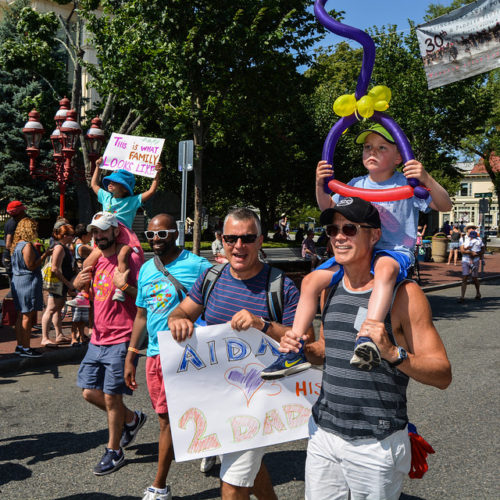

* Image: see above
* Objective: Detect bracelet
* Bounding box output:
[119,282,129,291]
[128,346,140,354]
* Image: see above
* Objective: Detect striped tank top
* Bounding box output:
[312,279,409,441]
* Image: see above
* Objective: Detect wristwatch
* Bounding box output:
[391,346,408,367]
[260,318,271,334]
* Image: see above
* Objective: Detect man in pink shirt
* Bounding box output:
[74,212,146,476]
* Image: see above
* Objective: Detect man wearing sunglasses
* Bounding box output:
[280,197,451,500]
[124,213,211,500]
[168,207,301,500]
[73,212,145,476]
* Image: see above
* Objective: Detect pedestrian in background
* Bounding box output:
[41,223,77,347]
[70,224,92,345]
[2,200,28,281]
[211,229,228,264]
[447,225,461,266]
[458,224,484,302]
[10,218,50,357]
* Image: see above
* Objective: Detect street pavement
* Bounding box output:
[0,280,498,499]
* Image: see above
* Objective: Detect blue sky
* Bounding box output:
[314,0,456,49]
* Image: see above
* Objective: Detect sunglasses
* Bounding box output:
[223,234,258,245]
[144,229,176,240]
[325,223,374,237]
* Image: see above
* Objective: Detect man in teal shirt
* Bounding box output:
[124,213,211,500]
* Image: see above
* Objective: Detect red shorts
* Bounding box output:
[146,355,168,414]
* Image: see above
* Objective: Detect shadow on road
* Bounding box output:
[0,429,107,471]
[56,495,137,500]
[0,462,32,486]
[265,448,307,484]
[173,489,221,500]
[427,293,500,321]
[401,494,426,500]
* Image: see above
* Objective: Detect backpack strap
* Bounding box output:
[153,255,188,303]
[201,263,285,324]
[201,263,227,312]
[266,266,285,323]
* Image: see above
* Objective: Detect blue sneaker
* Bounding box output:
[350,336,381,371]
[93,447,125,475]
[120,410,147,448]
[260,342,311,380]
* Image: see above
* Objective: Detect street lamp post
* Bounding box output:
[85,116,106,178]
[59,109,81,217]
[22,109,45,177]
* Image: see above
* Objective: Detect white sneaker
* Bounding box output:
[112,288,126,302]
[142,485,172,500]
[200,456,216,473]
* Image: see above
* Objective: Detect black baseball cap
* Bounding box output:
[320,197,381,228]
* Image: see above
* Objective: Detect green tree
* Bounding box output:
[81,0,323,253]
[0,0,68,219]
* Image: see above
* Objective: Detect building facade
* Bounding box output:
[439,156,499,235]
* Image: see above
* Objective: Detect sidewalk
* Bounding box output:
[1,252,500,374]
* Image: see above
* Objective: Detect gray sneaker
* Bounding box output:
[200,456,216,473]
[350,336,381,371]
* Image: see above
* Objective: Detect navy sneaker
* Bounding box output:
[93,447,125,475]
[120,411,147,448]
[19,347,43,358]
[260,342,311,380]
[350,336,381,371]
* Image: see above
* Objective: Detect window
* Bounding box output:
[458,183,471,197]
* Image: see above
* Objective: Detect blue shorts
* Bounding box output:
[77,342,134,396]
[317,250,411,287]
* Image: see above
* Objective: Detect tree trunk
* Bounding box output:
[193,121,204,256]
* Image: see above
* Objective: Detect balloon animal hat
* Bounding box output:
[314,0,429,202]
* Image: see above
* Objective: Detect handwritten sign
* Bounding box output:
[158,324,322,462]
[100,133,165,178]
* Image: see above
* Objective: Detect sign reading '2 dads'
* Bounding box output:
[100,133,165,178]
[158,323,322,462]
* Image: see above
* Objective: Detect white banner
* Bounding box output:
[416,0,500,89]
[158,324,322,462]
[100,133,165,178]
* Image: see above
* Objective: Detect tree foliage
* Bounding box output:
[80,0,322,252]
[0,0,69,218]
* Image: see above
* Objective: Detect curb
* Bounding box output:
[0,343,88,375]
[421,274,500,293]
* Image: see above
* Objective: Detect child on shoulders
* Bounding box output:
[261,124,452,379]
[67,158,161,308]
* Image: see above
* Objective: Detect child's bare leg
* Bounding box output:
[79,247,102,295]
[351,256,399,371]
[117,244,132,273]
[366,256,400,322]
[290,270,336,347]
[112,244,132,301]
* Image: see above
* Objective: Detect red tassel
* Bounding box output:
[408,432,435,479]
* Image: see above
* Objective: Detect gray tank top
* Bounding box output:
[312,279,409,441]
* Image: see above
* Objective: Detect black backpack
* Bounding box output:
[201,263,285,322]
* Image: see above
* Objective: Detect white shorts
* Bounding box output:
[219,447,267,488]
[305,418,410,500]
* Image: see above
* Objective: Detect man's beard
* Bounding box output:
[96,235,115,250]
[153,238,176,256]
